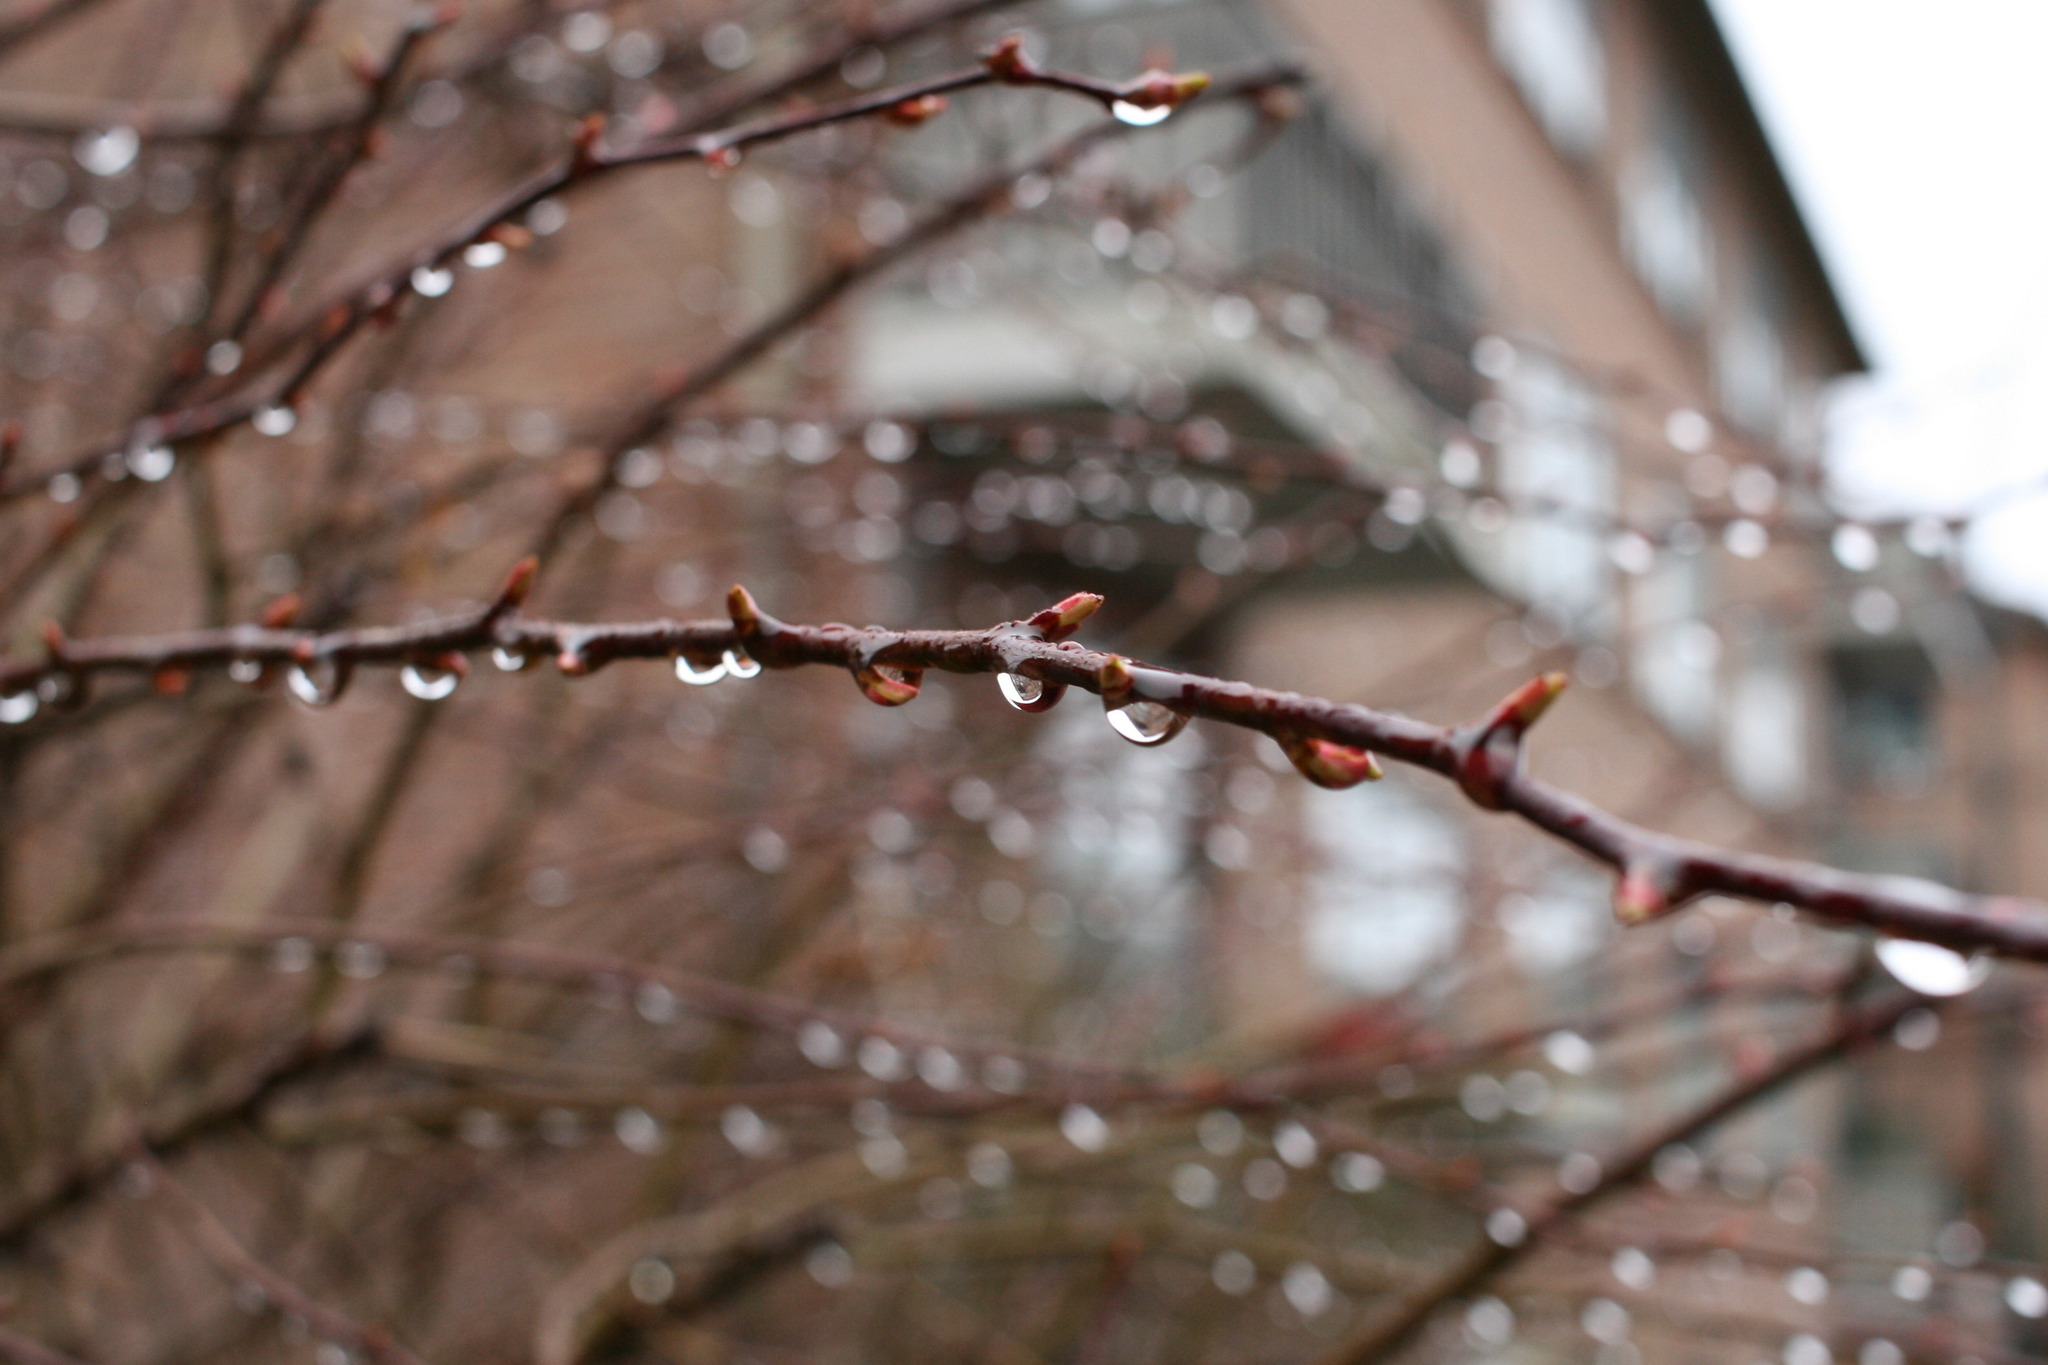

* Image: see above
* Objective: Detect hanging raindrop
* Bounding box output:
[285,658,350,707]
[492,646,532,672]
[0,691,38,724]
[997,672,1065,713]
[722,647,762,679]
[676,653,728,685]
[227,659,264,685]
[400,663,461,700]
[1876,938,1990,997]
[1110,101,1172,127]
[1106,699,1188,746]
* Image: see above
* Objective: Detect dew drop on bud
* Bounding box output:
[675,654,728,685]
[1106,700,1188,746]
[722,647,762,679]
[286,659,349,707]
[997,672,1064,712]
[0,691,38,724]
[400,663,461,701]
[1876,938,1990,997]
[492,647,532,672]
[1110,100,1172,127]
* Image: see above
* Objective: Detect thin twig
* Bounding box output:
[5,584,2043,962]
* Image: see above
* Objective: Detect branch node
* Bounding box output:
[984,33,1037,83]
[489,555,539,619]
[1097,653,1136,704]
[1612,855,1696,925]
[1452,671,1567,809]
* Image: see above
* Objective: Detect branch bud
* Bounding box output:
[572,113,607,171]
[152,665,191,697]
[259,593,301,629]
[1612,856,1694,925]
[1122,68,1211,110]
[1277,732,1383,789]
[885,93,949,126]
[1452,672,1567,809]
[1024,591,1103,641]
[852,663,923,707]
[984,33,1036,83]
[40,621,67,663]
[493,556,539,614]
[728,584,761,637]
[1097,654,1136,704]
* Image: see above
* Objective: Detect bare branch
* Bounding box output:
[4,590,2042,962]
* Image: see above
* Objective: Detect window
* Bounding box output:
[1620,100,1713,324]
[1715,271,1788,434]
[1829,644,1939,797]
[1494,353,1615,633]
[1631,553,1718,745]
[1722,644,1806,810]
[1489,0,1608,158]
[1303,778,1466,996]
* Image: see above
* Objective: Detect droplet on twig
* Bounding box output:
[1107,700,1188,746]
[997,671,1063,712]
[722,647,761,679]
[675,653,728,685]
[400,659,463,700]
[286,658,351,707]
[1876,938,1989,997]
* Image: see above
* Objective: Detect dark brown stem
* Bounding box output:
[5,590,2043,962]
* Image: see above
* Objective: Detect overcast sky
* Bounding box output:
[1708,0,2048,615]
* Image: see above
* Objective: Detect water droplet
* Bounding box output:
[400,662,460,700]
[858,1036,905,1081]
[270,936,315,973]
[722,647,762,679]
[1105,699,1188,746]
[1110,100,1172,126]
[997,671,1064,712]
[1332,1152,1383,1193]
[1282,1262,1331,1317]
[2007,1276,2048,1319]
[1544,1029,1596,1075]
[1059,1103,1109,1152]
[1211,1249,1256,1295]
[336,940,386,978]
[411,265,454,297]
[915,1046,964,1091]
[1274,1120,1317,1168]
[227,659,264,685]
[492,646,532,672]
[614,1106,664,1154]
[75,125,138,176]
[967,1141,1012,1188]
[1612,1246,1655,1290]
[128,444,175,482]
[807,1242,854,1288]
[253,405,297,437]
[1891,1265,1932,1301]
[1198,1109,1243,1156]
[1465,1296,1515,1347]
[1786,1266,1829,1305]
[1172,1162,1218,1207]
[286,658,350,707]
[629,1257,675,1305]
[675,653,727,685]
[981,1055,1026,1093]
[1485,1207,1526,1246]
[798,1020,844,1067]
[1876,938,1989,997]
[0,692,39,724]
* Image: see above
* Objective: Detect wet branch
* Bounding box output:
[4,582,2044,963]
